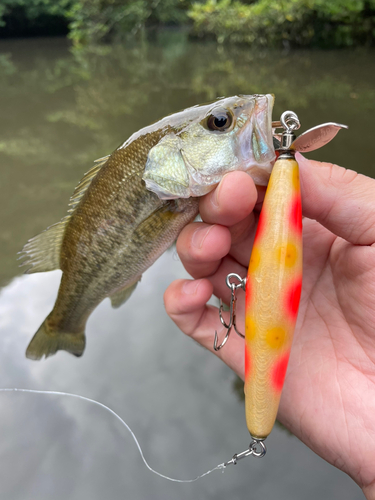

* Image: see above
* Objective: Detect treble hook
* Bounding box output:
[214,273,246,351]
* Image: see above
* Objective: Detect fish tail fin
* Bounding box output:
[26,319,86,360]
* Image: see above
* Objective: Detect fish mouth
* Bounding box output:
[237,94,275,184]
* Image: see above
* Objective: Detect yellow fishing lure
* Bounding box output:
[215,112,347,465]
[244,154,302,439]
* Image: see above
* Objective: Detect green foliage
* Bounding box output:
[0,0,374,46]
[189,0,375,47]
[0,0,70,36]
[0,0,69,22]
[65,0,190,46]
[0,0,191,44]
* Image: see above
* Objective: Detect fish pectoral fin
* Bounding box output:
[26,319,86,360]
[109,279,140,309]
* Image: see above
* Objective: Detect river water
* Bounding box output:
[0,33,373,499]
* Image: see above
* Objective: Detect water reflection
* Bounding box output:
[0,36,374,286]
[0,252,362,500]
[0,33,371,499]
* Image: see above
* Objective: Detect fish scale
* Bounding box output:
[56,146,198,333]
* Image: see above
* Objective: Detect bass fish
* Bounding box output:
[21,94,275,360]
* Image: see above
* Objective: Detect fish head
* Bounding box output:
[143,94,275,199]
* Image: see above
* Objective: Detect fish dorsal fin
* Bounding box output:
[68,155,109,213]
[19,155,110,274]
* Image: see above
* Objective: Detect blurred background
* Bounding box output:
[0,1,374,499]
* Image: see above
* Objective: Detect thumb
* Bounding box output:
[297,153,375,246]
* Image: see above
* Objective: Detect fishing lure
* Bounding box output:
[1,113,348,484]
[214,111,347,466]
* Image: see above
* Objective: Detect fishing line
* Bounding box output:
[0,388,226,482]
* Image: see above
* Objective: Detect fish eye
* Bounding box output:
[206,108,233,132]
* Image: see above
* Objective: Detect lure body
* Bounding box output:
[244,157,302,439]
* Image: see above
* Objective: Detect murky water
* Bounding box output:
[0,33,373,499]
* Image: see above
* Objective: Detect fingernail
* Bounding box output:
[295,152,307,165]
[183,280,200,295]
[191,225,214,249]
[212,174,227,208]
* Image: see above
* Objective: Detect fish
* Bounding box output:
[20,94,276,360]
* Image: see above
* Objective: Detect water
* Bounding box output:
[0,33,373,499]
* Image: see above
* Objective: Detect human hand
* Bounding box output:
[164,154,375,498]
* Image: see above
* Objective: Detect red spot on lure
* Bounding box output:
[245,275,252,307]
[271,353,290,392]
[290,195,302,234]
[245,345,252,380]
[285,278,302,320]
[254,210,266,242]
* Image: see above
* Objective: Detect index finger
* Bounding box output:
[176,171,258,278]
[199,171,258,227]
